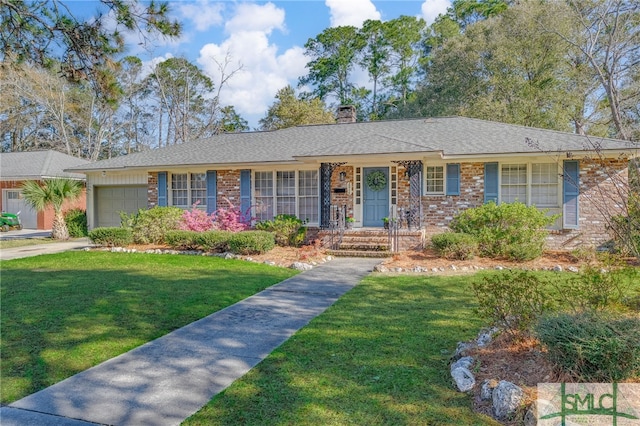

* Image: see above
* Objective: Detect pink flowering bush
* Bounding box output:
[213,198,251,231]
[179,202,215,232]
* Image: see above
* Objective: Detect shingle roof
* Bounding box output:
[67,117,637,172]
[0,150,89,180]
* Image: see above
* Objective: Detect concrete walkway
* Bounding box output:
[0,238,91,260]
[1,257,381,425]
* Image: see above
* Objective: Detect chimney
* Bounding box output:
[336,105,356,124]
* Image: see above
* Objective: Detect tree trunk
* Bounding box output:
[51,209,70,240]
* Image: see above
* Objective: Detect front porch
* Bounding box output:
[316,227,425,257]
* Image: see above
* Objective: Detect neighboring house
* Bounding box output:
[67,109,638,249]
[0,150,89,229]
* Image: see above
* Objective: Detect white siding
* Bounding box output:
[86,172,148,229]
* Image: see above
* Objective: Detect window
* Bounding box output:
[298,170,319,223]
[425,166,444,194]
[254,170,319,223]
[531,163,558,207]
[191,173,207,206]
[255,171,274,221]
[277,171,296,215]
[171,173,206,207]
[171,173,188,207]
[501,164,527,203]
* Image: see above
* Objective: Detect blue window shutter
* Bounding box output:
[206,171,217,214]
[446,163,460,196]
[240,169,251,216]
[563,160,579,229]
[484,163,499,203]
[157,172,167,207]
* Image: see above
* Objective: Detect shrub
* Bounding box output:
[165,230,201,250]
[88,227,133,247]
[610,192,640,258]
[64,208,87,237]
[213,198,251,232]
[179,202,214,232]
[536,311,640,381]
[554,265,631,312]
[198,230,232,252]
[227,231,275,255]
[450,202,557,261]
[255,214,306,247]
[126,207,183,244]
[430,232,478,260]
[472,270,553,335]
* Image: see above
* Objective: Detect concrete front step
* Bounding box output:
[327,249,392,258]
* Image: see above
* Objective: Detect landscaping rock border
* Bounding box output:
[449,327,527,423]
[88,246,334,270]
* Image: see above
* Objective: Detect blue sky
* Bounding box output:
[80,0,453,128]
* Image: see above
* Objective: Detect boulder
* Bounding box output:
[291,262,313,271]
[481,379,498,401]
[373,264,388,272]
[452,341,476,361]
[492,380,524,420]
[451,367,476,392]
[450,356,474,372]
[476,327,499,347]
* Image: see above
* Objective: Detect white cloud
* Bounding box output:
[420,0,452,25]
[225,2,286,35]
[179,1,224,32]
[325,0,380,27]
[196,3,307,126]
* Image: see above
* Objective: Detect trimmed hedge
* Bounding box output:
[165,230,232,252]
[228,231,275,255]
[88,227,133,247]
[430,232,478,260]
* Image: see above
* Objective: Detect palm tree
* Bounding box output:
[21,178,84,240]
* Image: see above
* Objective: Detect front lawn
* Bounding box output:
[185,274,500,425]
[0,252,297,403]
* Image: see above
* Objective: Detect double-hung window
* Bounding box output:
[500,164,527,203]
[425,166,444,194]
[171,173,206,207]
[254,170,319,223]
[531,163,558,207]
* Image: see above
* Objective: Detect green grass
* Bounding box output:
[184,274,500,425]
[0,252,297,403]
[0,238,58,249]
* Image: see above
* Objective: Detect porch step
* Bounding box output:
[326,249,392,258]
[337,242,390,251]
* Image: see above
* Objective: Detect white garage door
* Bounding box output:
[96,186,148,228]
[2,189,38,228]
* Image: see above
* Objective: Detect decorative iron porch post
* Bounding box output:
[394,160,423,230]
[320,162,346,228]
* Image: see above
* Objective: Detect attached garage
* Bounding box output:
[95,186,148,228]
[2,189,37,228]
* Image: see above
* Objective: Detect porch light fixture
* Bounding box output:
[101,171,106,177]
[339,171,346,181]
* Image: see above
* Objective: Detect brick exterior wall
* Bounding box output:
[144,157,631,250]
[216,170,241,210]
[417,159,631,249]
[548,157,629,249]
[329,165,354,218]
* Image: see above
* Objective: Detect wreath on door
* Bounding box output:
[366,170,387,191]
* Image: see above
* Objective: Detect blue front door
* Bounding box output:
[363,167,389,227]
